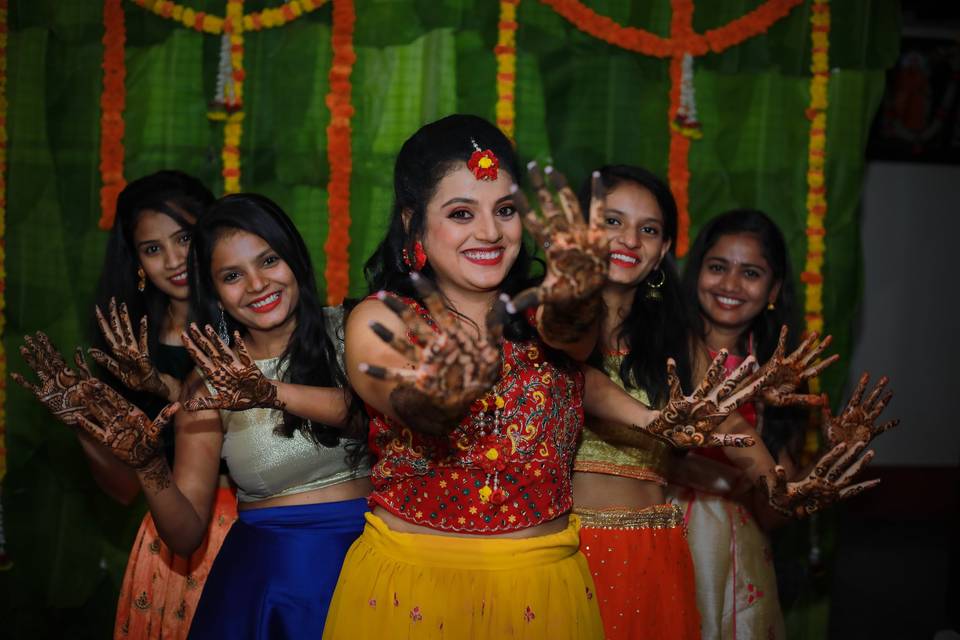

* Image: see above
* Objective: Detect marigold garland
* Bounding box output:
[220,0,244,193]
[99,0,127,230]
[537,0,803,254]
[495,0,519,141]
[323,0,355,304]
[802,0,830,396]
[0,0,10,571]
[129,0,328,34]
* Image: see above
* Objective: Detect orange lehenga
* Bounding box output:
[573,357,701,640]
[114,486,237,639]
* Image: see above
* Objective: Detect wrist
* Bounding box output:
[135,456,172,493]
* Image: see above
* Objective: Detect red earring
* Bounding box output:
[402,241,427,271]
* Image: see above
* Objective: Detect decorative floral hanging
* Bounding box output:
[121,0,353,298]
[536,0,803,254]
[495,0,519,141]
[802,0,830,378]
[670,53,702,139]
[323,0,356,304]
[99,0,127,230]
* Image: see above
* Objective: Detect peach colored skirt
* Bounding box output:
[578,504,701,640]
[114,487,237,639]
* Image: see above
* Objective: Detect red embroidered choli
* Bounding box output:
[367,299,585,534]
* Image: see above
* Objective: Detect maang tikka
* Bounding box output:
[467,138,499,181]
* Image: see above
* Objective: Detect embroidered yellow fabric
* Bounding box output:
[574,355,670,483]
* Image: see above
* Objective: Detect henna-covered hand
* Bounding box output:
[75,378,178,471]
[12,332,93,427]
[361,273,505,436]
[758,441,879,518]
[754,326,838,407]
[639,350,766,449]
[510,164,609,343]
[822,372,899,448]
[89,298,172,400]
[181,324,281,412]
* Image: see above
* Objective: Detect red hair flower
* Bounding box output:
[468,149,499,181]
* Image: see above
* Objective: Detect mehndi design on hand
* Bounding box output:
[75,378,177,471]
[181,324,282,412]
[640,350,766,448]
[12,332,93,427]
[510,164,609,343]
[755,326,838,407]
[89,297,171,399]
[361,273,506,436]
[822,372,899,448]
[758,441,879,518]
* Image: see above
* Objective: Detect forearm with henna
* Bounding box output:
[389,384,467,437]
[539,295,602,345]
[136,456,173,493]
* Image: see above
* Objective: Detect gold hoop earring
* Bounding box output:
[137,267,146,293]
[645,268,665,301]
[767,301,776,311]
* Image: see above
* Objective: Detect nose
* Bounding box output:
[718,269,740,292]
[474,211,503,244]
[246,270,269,293]
[166,244,187,270]
[623,225,643,249]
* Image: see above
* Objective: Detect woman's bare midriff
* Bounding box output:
[372,505,570,539]
[572,471,665,510]
[238,476,373,511]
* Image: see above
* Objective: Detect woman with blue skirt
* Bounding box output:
[74,193,371,639]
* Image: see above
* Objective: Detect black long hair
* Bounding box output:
[188,193,347,447]
[91,170,214,358]
[361,114,537,341]
[578,165,693,407]
[682,209,803,456]
[681,208,798,364]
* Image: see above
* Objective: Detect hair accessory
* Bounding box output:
[402,240,427,272]
[217,304,230,343]
[767,301,776,311]
[645,268,665,301]
[467,137,499,181]
[137,267,146,293]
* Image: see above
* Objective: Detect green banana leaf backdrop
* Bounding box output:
[1,0,898,636]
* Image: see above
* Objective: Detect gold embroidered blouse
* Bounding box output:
[573,354,670,485]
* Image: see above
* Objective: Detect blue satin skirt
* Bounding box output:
[188,497,368,639]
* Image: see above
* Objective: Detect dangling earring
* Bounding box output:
[137,267,146,293]
[217,304,230,343]
[767,301,776,311]
[402,241,427,272]
[645,268,665,301]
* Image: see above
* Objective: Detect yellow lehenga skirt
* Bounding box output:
[322,513,604,639]
[114,487,237,639]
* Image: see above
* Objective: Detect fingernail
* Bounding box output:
[358,363,369,373]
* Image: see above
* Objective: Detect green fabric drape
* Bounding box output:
[0,1,897,636]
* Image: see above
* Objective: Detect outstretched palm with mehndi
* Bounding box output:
[89,297,173,400]
[754,326,838,407]
[822,372,899,448]
[641,350,768,448]
[511,165,609,341]
[181,323,281,412]
[12,332,93,427]
[758,441,879,518]
[75,379,177,469]
[361,274,507,436]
